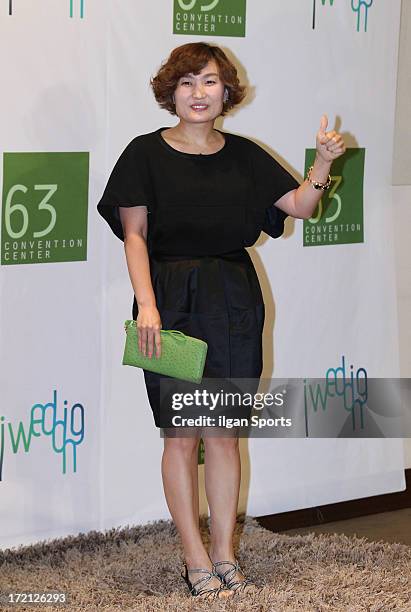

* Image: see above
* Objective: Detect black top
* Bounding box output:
[97,127,301,257]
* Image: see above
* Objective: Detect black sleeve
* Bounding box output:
[96,138,152,241]
[250,140,301,238]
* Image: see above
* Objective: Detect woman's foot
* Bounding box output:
[209,549,260,594]
[181,560,234,600]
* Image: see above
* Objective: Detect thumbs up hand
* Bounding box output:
[315,114,346,163]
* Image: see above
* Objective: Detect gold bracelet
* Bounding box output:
[306,165,331,191]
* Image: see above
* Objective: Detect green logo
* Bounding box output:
[1,152,89,265]
[303,149,365,247]
[173,0,247,37]
[198,437,205,464]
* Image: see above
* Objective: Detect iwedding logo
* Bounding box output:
[304,355,368,435]
[69,0,85,19]
[312,0,373,33]
[5,1,85,18]
[303,148,365,246]
[1,152,89,265]
[0,389,85,481]
[173,0,246,37]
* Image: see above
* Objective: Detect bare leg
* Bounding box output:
[161,427,233,599]
[204,433,240,557]
[204,430,257,592]
[191,437,199,525]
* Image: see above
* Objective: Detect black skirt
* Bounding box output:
[132,248,265,428]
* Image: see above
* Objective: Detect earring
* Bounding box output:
[223,89,229,103]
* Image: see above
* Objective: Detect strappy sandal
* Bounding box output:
[212,559,261,594]
[180,562,233,600]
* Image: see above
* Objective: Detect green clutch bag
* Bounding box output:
[122,320,208,384]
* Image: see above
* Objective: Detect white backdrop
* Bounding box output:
[0,0,405,549]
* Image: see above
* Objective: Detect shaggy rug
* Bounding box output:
[1,514,410,611]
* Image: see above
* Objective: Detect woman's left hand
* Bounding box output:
[316,114,346,163]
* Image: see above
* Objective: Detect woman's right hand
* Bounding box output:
[136,305,162,359]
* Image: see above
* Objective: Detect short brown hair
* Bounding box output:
[150,42,246,116]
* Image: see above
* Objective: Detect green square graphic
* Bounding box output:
[173,0,246,37]
[1,152,89,265]
[303,148,365,247]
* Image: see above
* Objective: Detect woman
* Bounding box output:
[97,42,346,601]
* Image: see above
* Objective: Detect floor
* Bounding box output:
[280,508,411,546]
